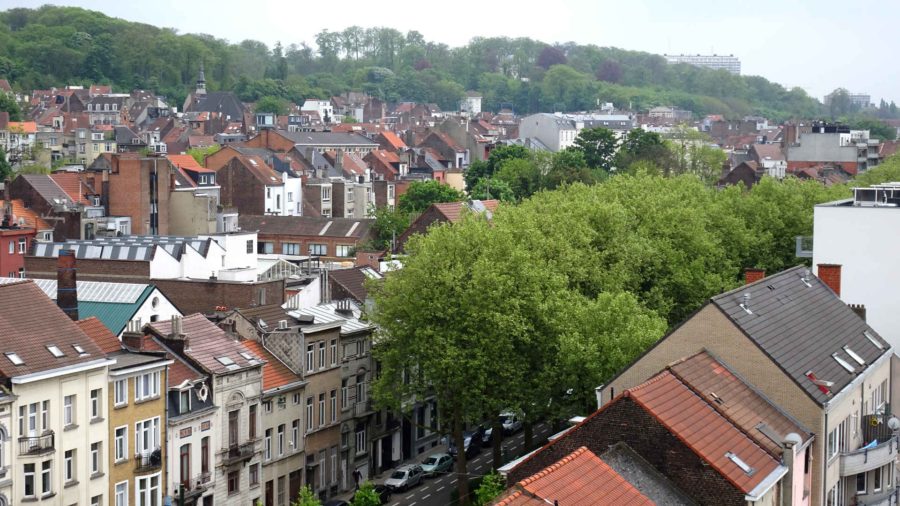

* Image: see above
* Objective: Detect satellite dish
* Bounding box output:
[783,433,803,446]
[888,417,900,431]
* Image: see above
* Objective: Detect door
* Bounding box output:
[265,480,273,506]
[289,471,301,502]
[180,444,190,486]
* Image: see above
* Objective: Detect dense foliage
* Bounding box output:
[1,5,820,119]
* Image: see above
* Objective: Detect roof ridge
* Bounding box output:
[517,446,590,488]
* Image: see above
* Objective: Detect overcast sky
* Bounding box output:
[7,0,897,104]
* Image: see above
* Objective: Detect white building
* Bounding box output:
[302,100,335,124]
[664,54,741,74]
[460,92,482,117]
[264,170,303,217]
[518,113,635,152]
[813,183,900,348]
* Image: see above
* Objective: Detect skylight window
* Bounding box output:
[239,352,255,361]
[72,344,86,355]
[843,346,866,367]
[47,345,65,358]
[5,352,23,366]
[832,353,856,374]
[725,451,755,476]
[864,331,884,350]
[216,356,235,366]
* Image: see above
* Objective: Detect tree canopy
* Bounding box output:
[397,179,465,214]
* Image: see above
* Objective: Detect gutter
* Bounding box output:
[12,358,116,384]
[745,465,789,502]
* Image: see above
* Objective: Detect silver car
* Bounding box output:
[384,464,424,491]
[421,453,453,477]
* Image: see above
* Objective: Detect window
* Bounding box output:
[387,185,395,199]
[875,466,883,492]
[228,470,239,495]
[319,394,325,426]
[293,393,301,405]
[330,340,337,365]
[136,474,161,506]
[857,472,867,494]
[201,436,209,475]
[287,192,293,202]
[7,241,12,255]
[278,476,286,505]
[249,463,259,487]
[347,187,354,202]
[179,390,191,414]
[92,495,102,506]
[871,380,888,414]
[276,194,281,209]
[306,344,314,372]
[258,242,275,254]
[330,390,337,423]
[264,429,272,460]
[90,388,101,420]
[41,460,51,495]
[336,245,351,257]
[322,187,331,202]
[65,449,75,483]
[91,442,101,474]
[355,426,366,455]
[277,424,285,456]
[318,450,326,489]
[246,239,253,254]
[318,342,326,370]
[64,394,75,427]
[135,417,160,455]
[115,482,128,506]
[135,371,160,401]
[282,242,300,255]
[291,419,300,450]
[41,400,48,431]
[114,379,127,406]
[249,403,258,439]
[24,463,35,498]
[341,380,349,410]
[357,373,367,403]
[309,244,327,256]
[331,447,338,484]
[114,427,127,461]
[266,187,271,198]
[264,401,272,413]
[17,237,26,254]
[306,397,314,431]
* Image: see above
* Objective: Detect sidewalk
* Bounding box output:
[334,440,451,502]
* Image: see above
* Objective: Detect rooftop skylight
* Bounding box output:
[864,331,884,350]
[725,451,755,476]
[843,346,866,366]
[5,352,23,366]
[239,352,255,361]
[832,353,856,374]
[47,345,65,358]
[72,344,88,356]
[216,356,235,366]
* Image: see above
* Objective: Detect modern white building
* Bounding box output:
[813,183,900,348]
[460,92,482,117]
[518,113,635,152]
[664,54,741,74]
[302,100,335,124]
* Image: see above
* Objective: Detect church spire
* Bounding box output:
[196,61,207,96]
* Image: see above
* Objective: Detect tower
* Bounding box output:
[196,61,207,96]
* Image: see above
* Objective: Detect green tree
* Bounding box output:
[573,127,618,172]
[186,145,221,166]
[470,177,515,202]
[493,157,542,200]
[368,205,410,251]
[0,94,22,122]
[544,149,593,189]
[255,95,289,115]
[350,482,381,506]
[291,485,321,506]
[474,471,506,506]
[614,129,671,174]
[0,147,12,181]
[465,145,530,191]
[398,180,465,214]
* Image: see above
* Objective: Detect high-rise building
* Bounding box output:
[664,54,741,75]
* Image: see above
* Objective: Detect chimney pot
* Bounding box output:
[848,303,866,322]
[57,250,79,321]
[817,264,842,297]
[744,268,766,285]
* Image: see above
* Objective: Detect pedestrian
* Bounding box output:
[353,468,362,490]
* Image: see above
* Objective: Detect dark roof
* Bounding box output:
[148,314,264,376]
[0,281,107,378]
[328,267,383,302]
[115,126,144,145]
[18,174,75,206]
[76,317,122,354]
[239,215,374,240]
[235,304,296,329]
[668,351,813,456]
[711,265,891,405]
[187,91,246,120]
[278,130,378,147]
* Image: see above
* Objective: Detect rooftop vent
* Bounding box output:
[277,320,288,330]
[739,292,752,315]
[725,451,756,476]
[800,269,812,287]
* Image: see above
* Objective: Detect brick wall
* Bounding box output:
[153,278,285,315]
[243,130,295,153]
[508,397,747,505]
[9,176,83,240]
[257,232,365,262]
[106,157,174,235]
[217,157,265,216]
[26,256,151,281]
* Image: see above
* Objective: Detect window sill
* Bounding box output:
[64,480,79,489]
[41,492,56,500]
[114,403,128,410]
[90,417,104,424]
[91,472,104,480]
[135,396,161,405]
[63,424,78,432]
[114,458,129,466]
[21,497,37,503]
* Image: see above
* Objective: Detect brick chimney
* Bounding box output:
[121,320,144,351]
[355,250,381,272]
[817,264,842,297]
[744,268,766,285]
[57,250,79,321]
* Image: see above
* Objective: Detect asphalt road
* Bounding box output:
[383,423,553,506]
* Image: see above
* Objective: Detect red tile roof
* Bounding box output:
[142,335,206,386]
[627,371,780,494]
[378,131,407,150]
[49,172,94,205]
[0,281,106,377]
[0,199,53,230]
[237,155,282,185]
[77,317,122,354]
[242,340,298,391]
[495,447,653,506]
[7,121,36,134]
[433,200,499,223]
[168,154,210,172]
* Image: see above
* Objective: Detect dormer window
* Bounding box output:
[47,345,65,358]
[5,352,23,365]
[179,389,191,414]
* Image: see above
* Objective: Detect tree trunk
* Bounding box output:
[523,420,534,453]
[492,417,503,470]
[453,416,470,505]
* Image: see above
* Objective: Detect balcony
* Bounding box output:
[840,437,897,477]
[18,432,54,456]
[221,440,257,466]
[173,472,212,499]
[857,487,899,506]
[354,400,373,418]
[135,449,163,473]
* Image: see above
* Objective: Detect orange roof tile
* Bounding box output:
[242,340,299,391]
[505,447,653,506]
[168,154,214,172]
[49,172,93,205]
[77,317,122,354]
[379,131,407,150]
[0,199,53,231]
[7,121,36,134]
[627,371,780,494]
[433,200,499,223]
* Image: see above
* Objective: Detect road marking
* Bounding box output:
[409,502,417,506]
[437,486,446,492]
[423,494,432,500]
[421,486,430,491]
[389,503,399,506]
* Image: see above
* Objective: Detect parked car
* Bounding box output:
[448,428,482,459]
[384,464,424,491]
[499,411,524,435]
[421,452,453,477]
[373,484,392,504]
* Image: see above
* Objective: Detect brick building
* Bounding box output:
[240,215,374,262]
[394,200,498,253]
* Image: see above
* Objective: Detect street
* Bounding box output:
[382,423,553,506]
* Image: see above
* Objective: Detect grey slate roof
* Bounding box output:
[186,91,245,120]
[710,265,890,405]
[289,300,374,335]
[19,174,75,206]
[31,236,216,261]
[280,131,378,147]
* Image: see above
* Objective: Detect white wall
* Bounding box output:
[203,232,257,271]
[284,176,303,217]
[813,204,900,347]
[128,288,182,334]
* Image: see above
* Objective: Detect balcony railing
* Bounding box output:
[221,440,257,466]
[135,449,163,473]
[354,400,372,418]
[840,436,897,476]
[173,472,212,498]
[18,432,54,456]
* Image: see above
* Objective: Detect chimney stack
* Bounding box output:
[848,304,866,322]
[744,268,766,285]
[817,264,842,297]
[57,250,79,321]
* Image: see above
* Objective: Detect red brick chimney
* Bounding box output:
[817,264,842,297]
[355,250,381,272]
[57,250,79,321]
[744,268,766,285]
